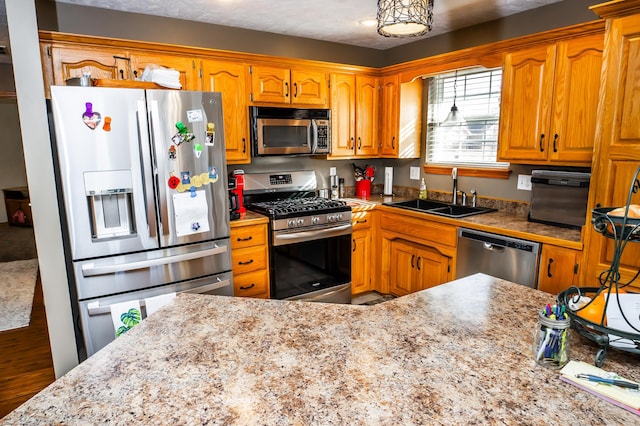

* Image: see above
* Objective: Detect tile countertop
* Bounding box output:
[4,274,638,424]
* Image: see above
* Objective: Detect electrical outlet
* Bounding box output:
[517,174,532,191]
[329,167,336,176]
[410,166,420,180]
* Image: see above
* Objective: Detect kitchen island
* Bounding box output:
[3,274,638,424]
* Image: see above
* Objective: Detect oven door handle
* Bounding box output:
[273,224,352,245]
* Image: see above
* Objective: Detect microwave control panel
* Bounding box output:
[316,119,329,150]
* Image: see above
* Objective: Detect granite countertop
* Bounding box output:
[4,274,638,424]
[354,195,582,249]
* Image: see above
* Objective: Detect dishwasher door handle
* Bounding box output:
[483,242,505,252]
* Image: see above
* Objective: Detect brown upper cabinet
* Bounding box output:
[329,73,379,158]
[200,60,251,164]
[379,74,399,157]
[379,76,422,159]
[249,65,328,107]
[583,2,640,291]
[45,45,132,93]
[498,33,604,165]
[129,53,199,90]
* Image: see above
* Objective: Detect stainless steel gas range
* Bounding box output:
[244,171,352,304]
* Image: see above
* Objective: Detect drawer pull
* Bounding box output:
[237,236,253,242]
[355,219,368,225]
[238,259,254,266]
[240,283,256,290]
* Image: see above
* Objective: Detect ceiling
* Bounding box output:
[50,0,567,50]
[0,0,571,65]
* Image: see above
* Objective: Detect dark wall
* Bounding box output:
[383,0,602,65]
[35,0,601,68]
[35,1,384,68]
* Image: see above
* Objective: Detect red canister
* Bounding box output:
[355,179,371,200]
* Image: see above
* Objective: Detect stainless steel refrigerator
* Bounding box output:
[50,86,233,358]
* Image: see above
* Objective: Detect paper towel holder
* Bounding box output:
[383,167,394,196]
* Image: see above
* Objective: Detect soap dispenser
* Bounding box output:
[419,178,427,200]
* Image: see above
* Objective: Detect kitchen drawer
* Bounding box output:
[352,210,373,231]
[230,224,267,250]
[234,269,269,298]
[380,212,457,247]
[231,245,267,275]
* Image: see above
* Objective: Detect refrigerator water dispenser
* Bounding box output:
[84,170,136,240]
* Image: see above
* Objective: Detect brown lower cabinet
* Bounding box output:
[351,210,374,295]
[378,210,456,297]
[230,220,270,299]
[537,245,581,295]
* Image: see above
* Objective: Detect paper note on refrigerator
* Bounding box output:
[173,190,210,237]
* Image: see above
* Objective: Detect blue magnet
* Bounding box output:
[209,166,218,179]
[181,171,191,184]
[190,186,197,197]
[191,222,201,231]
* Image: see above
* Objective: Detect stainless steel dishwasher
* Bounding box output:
[456,228,541,288]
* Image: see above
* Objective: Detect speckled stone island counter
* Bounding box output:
[3,274,638,424]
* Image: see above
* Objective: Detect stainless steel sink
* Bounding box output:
[383,199,496,218]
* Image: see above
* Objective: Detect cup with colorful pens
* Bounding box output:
[533,304,570,369]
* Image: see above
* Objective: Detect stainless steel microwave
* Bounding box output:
[250,106,331,156]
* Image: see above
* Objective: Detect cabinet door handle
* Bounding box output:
[352,238,356,252]
[411,254,415,268]
[539,134,545,152]
[416,256,421,271]
[285,82,289,97]
[242,137,246,153]
[573,263,579,275]
[293,82,298,98]
[236,236,253,242]
[391,136,395,150]
[355,219,368,225]
[238,259,254,266]
[547,258,554,278]
[553,134,559,152]
[358,137,362,150]
[239,283,256,290]
[350,137,354,150]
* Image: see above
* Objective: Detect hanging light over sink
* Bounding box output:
[377,0,434,38]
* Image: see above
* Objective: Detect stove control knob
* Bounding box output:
[287,219,296,228]
[296,218,305,227]
[312,216,320,225]
[336,213,343,221]
[327,214,334,222]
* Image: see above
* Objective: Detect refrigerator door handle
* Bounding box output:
[137,99,157,238]
[81,245,228,277]
[148,99,170,237]
[86,278,231,315]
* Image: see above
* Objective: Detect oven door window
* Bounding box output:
[271,234,351,300]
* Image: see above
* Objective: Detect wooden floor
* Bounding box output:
[0,273,55,419]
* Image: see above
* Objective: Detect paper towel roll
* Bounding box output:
[384,167,394,196]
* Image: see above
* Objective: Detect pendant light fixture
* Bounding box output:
[443,70,465,125]
[377,0,434,38]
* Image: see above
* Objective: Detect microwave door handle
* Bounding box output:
[310,119,318,154]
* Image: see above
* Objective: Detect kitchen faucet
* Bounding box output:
[452,167,458,204]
